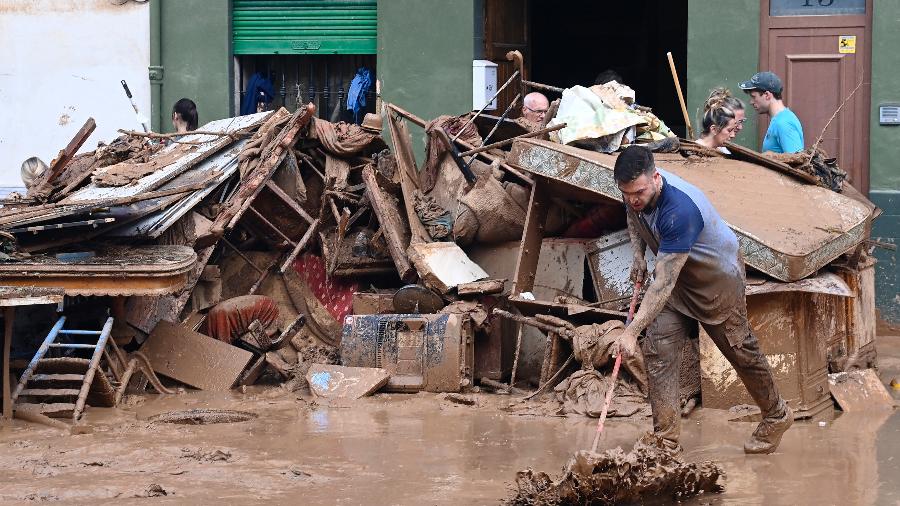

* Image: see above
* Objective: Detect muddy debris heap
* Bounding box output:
[0,56,884,468]
[508,435,725,505]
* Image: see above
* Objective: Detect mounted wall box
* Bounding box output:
[879,104,900,125]
[472,60,498,111]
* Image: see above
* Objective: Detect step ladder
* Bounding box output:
[11,316,114,421]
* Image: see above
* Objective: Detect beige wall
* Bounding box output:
[0,0,150,187]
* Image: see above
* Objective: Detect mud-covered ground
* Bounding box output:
[1,336,899,505]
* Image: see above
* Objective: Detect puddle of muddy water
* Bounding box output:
[0,383,898,504]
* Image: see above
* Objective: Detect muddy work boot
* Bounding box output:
[638,432,683,456]
[744,403,793,454]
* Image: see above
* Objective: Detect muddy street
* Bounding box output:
[0,336,897,504]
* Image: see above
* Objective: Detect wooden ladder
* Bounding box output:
[11,316,114,421]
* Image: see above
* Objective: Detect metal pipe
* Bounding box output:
[149,0,162,131]
[451,69,520,142]
[522,80,564,93]
[482,92,521,146]
[459,123,566,157]
[491,308,573,339]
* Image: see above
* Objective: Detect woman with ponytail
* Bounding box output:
[696,88,744,153]
[172,98,198,134]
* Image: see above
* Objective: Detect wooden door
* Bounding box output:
[483,0,529,117]
[760,0,872,193]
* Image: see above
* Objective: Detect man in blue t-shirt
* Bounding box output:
[614,145,792,455]
[739,71,804,153]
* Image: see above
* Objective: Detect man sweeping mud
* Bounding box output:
[613,145,792,454]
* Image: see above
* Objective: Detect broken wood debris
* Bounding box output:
[0,50,882,433]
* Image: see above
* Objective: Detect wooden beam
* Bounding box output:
[47,118,97,184]
[361,165,416,282]
[512,177,549,295]
[384,104,431,244]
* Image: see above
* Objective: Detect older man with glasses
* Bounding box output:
[521,92,550,125]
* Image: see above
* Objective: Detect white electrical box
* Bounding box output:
[472,60,498,111]
[879,104,900,125]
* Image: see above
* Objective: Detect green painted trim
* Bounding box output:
[686,0,760,150]
[870,0,900,191]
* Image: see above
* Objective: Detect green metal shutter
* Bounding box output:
[233,0,377,55]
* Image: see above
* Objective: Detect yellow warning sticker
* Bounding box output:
[839,35,857,54]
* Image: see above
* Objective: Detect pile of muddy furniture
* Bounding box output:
[0,61,886,425]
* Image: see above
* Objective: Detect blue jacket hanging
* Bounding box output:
[346,67,373,124]
[241,72,274,116]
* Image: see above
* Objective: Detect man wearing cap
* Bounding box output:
[739,71,804,154]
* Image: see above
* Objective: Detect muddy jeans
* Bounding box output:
[640,303,785,443]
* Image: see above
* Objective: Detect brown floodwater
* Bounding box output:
[1,338,899,504]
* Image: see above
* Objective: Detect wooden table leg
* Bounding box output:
[2,307,15,424]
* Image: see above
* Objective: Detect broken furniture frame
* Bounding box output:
[238,314,306,354]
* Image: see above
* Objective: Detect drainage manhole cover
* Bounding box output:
[148,409,258,425]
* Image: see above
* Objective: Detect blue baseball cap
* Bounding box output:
[739,71,783,95]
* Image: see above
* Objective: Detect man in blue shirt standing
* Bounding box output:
[614,145,793,455]
[739,71,804,153]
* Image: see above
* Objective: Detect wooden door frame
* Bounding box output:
[759,0,873,193]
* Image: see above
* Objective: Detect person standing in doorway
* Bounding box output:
[739,72,803,153]
[613,145,793,454]
[172,98,198,134]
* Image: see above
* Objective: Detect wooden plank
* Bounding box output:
[264,180,315,224]
[140,320,254,391]
[307,364,390,400]
[828,369,895,412]
[407,242,489,294]
[46,117,97,184]
[324,153,351,191]
[512,177,549,295]
[457,279,505,296]
[361,165,416,282]
[63,113,269,203]
[384,105,431,244]
[19,388,80,397]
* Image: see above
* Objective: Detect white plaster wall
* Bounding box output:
[0,0,149,187]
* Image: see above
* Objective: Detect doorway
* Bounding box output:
[760,0,872,192]
[481,1,689,137]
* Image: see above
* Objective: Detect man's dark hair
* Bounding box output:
[744,88,783,101]
[173,98,199,131]
[614,145,655,183]
[594,69,623,86]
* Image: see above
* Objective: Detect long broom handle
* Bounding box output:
[666,52,694,140]
[590,280,642,453]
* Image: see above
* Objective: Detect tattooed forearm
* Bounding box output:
[628,251,689,335]
[626,211,646,258]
